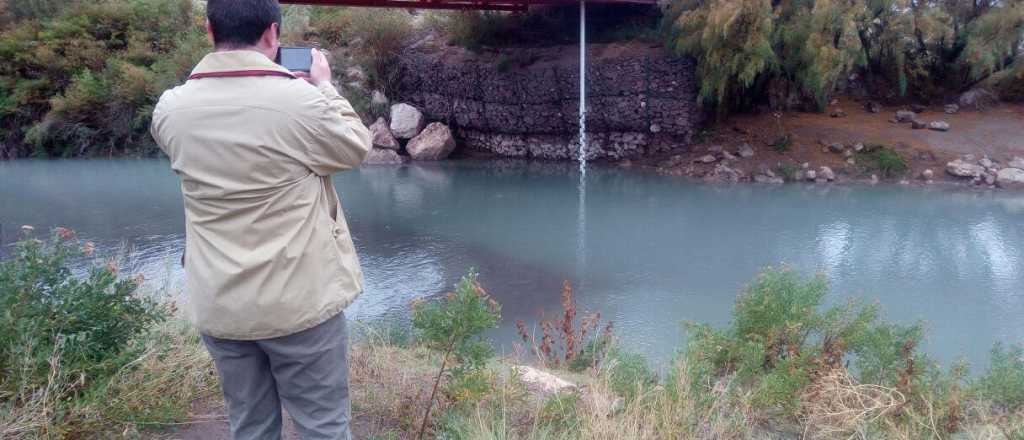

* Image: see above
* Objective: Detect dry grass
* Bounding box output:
[799,368,906,439]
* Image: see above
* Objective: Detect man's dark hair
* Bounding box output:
[206,0,281,48]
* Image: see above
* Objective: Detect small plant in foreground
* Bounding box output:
[411,270,501,440]
[975,342,1024,412]
[516,280,612,370]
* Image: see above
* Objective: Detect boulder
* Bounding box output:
[921,169,934,180]
[363,148,408,165]
[694,154,717,164]
[1009,157,1024,169]
[371,90,389,108]
[946,159,986,178]
[827,142,845,153]
[895,110,917,123]
[958,88,997,110]
[944,104,959,114]
[819,166,835,181]
[870,174,879,184]
[406,122,456,160]
[369,117,400,150]
[996,168,1024,189]
[911,119,927,130]
[738,143,755,158]
[928,121,950,131]
[389,103,425,139]
[805,169,818,181]
[514,366,576,396]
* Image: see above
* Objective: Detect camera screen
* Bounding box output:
[278,47,312,72]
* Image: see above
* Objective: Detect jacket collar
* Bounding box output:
[190,50,296,79]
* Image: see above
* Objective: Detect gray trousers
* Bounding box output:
[201,311,351,440]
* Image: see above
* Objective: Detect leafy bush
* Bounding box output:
[412,270,501,439]
[606,349,657,402]
[0,0,207,158]
[0,228,166,415]
[975,343,1024,411]
[857,147,908,178]
[684,267,925,416]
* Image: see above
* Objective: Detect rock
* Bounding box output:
[853,143,865,152]
[865,101,882,113]
[705,163,743,183]
[964,154,976,161]
[830,108,846,118]
[828,142,845,153]
[363,147,408,165]
[406,122,456,160]
[846,158,856,165]
[819,166,835,181]
[371,90,388,108]
[946,159,986,178]
[979,156,994,169]
[1009,157,1024,169]
[984,172,996,186]
[649,123,662,133]
[911,119,927,129]
[369,117,400,150]
[928,121,950,132]
[802,162,810,169]
[514,366,576,395]
[754,174,784,184]
[899,179,911,185]
[721,151,738,161]
[694,154,717,164]
[921,169,934,180]
[996,167,1024,189]
[389,103,425,139]
[910,103,927,113]
[944,104,959,114]
[958,88,997,110]
[805,169,818,181]
[738,143,755,158]
[895,110,917,123]
[843,149,854,158]
[870,174,879,184]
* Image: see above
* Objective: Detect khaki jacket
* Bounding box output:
[151,50,371,340]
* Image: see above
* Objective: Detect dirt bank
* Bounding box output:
[637,101,1024,187]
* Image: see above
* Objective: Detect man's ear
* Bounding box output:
[205,20,215,46]
[260,22,280,48]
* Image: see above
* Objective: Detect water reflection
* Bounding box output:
[2,159,1023,369]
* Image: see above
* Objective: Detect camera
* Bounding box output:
[276,46,313,72]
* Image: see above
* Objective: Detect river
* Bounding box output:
[2,159,1022,369]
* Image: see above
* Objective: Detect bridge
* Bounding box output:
[280,0,655,12]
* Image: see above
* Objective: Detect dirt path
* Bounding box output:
[163,397,375,440]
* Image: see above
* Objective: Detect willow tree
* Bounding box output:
[664,0,1024,113]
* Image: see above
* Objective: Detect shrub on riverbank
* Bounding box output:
[0,0,208,159]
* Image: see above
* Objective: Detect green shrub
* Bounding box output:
[683,267,927,416]
[857,147,908,178]
[606,349,657,402]
[975,343,1024,411]
[412,270,501,438]
[0,228,166,409]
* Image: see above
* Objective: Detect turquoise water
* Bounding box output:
[2,159,1022,369]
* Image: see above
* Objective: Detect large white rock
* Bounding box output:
[369,117,399,150]
[928,121,950,132]
[406,122,456,160]
[389,103,425,139]
[996,167,1024,189]
[514,365,576,395]
[946,159,985,178]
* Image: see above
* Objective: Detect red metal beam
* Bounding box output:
[280,0,655,11]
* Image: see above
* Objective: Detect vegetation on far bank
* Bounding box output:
[2,0,1021,159]
[4,229,1024,439]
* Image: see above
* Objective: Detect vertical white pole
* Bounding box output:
[578,0,586,175]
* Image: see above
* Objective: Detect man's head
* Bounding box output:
[205,0,281,59]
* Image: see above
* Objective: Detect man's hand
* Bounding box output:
[301,48,331,86]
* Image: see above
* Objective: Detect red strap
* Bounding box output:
[188,70,295,80]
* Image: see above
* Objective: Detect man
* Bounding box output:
[149,0,371,438]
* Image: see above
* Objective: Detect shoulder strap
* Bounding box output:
[188,70,296,80]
